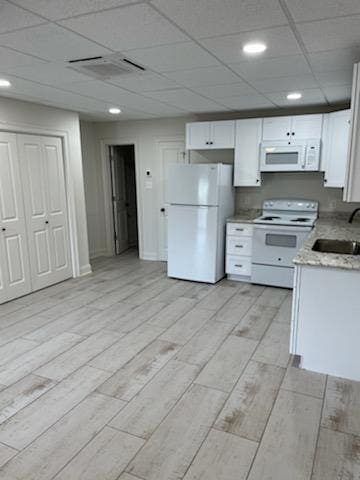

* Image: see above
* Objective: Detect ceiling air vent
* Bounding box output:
[67,54,146,80]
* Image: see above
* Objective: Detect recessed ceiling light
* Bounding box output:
[287,92,302,100]
[243,42,267,54]
[109,107,121,114]
[0,79,11,88]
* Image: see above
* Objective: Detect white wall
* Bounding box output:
[0,96,90,276]
[81,116,195,259]
[81,115,359,260]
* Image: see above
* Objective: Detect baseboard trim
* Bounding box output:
[141,252,158,261]
[89,249,108,259]
[79,263,92,276]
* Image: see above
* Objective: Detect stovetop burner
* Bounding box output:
[291,217,310,222]
[261,216,281,221]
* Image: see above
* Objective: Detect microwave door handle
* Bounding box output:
[301,146,307,169]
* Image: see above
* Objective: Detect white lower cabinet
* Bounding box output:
[225,222,253,282]
[0,132,71,304]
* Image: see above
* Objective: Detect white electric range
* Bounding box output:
[252,199,318,288]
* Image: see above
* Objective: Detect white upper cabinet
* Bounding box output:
[262,116,292,141]
[186,121,235,149]
[344,63,360,202]
[322,110,351,188]
[210,121,235,149]
[186,122,210,150]
[234,118,262,187]
[262,114,323,141]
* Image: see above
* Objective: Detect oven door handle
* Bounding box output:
[253,224,313,233]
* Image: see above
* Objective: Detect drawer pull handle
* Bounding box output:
[235,245,244,248]
[236,228,244,231]
[235,264,243,268]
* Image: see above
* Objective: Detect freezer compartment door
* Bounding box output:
[166,163,219,206]
[167,205,219,283]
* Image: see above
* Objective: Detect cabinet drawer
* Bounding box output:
[226,236,252,256]
[226,255,251,276]
[227,222,253,237]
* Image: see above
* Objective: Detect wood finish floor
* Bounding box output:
[0,251,358,479]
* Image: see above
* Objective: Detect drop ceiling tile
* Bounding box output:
[145,88,230,112]
[151,0,287,38]
[0,46,46,68]
[192,82,258,99]
[322,85,352,103]
[266,88,326,106]
[219,94,275,110]
[308,48,360,72]
[200,26,302,64]
[109,73,180,92]
[315,69,353,87]
[0,23,110,61]
[250,74,319,93]
[61,80,135,102]
[230,55,312,80]
[122,42,219,72]
[0,1,44,34]
[285,0,360,23]
[60,3,188,51]
[3,63,92,86]
[11,0,138,21]
[0,74,106,110]
[297,15,360,53]
[164,66,240,88]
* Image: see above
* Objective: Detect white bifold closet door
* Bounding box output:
[0,132,32,302]
[18,134,72,292]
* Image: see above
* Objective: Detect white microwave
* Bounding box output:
[260,139,321,172]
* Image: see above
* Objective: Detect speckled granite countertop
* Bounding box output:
[294,216,360,270]
[227,210,260,224]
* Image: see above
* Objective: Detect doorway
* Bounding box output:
[109,145,139,255]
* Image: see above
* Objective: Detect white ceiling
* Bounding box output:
[0,0,358,120]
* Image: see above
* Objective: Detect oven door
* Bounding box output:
[252,224,310,268]
[260,142,305,172]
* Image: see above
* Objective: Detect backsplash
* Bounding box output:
[236,172,360,213]
[188,151,360,213]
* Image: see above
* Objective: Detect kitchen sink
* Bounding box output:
[312,239,360,255]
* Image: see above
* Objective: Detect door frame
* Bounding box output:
[100,139,142,257]
[155,136,187,261]
[0,122,83,278]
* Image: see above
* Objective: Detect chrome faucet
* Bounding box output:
[348,208,360,223]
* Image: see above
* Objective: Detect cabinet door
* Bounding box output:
[186,122,210,149]
[322,110,350,188]
[262,116,292,140]
[344,63,360,202]
[18,135,72,291]
[291,114,323,139]
[234,118,262,186]
[210,121,235,148]
[0,132,31,302]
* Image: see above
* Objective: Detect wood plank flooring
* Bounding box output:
[0,250,358,479]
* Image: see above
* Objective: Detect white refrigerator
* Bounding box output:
[167,163,234,283]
